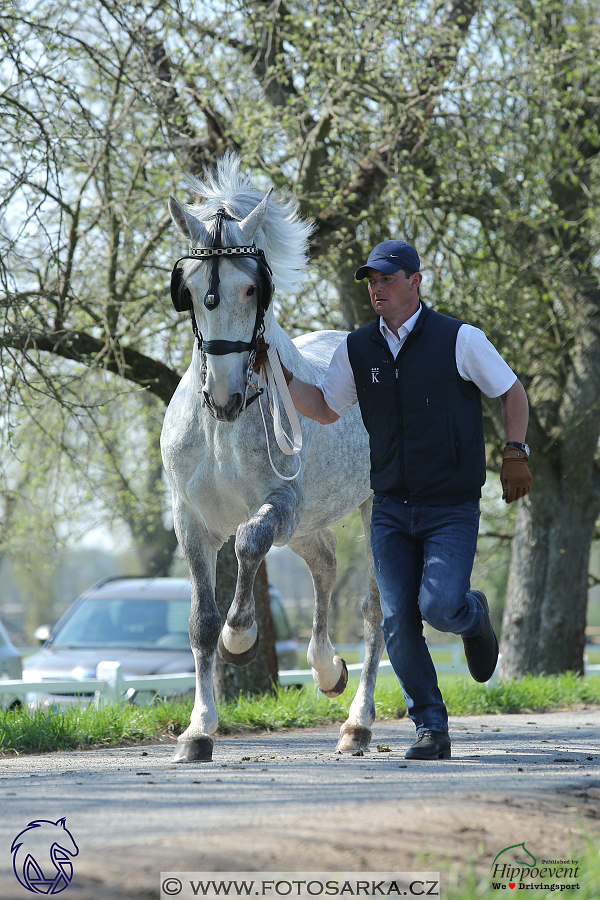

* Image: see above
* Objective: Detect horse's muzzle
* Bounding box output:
[203,391,244,422]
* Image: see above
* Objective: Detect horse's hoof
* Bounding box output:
[172,736,214,763]
[335,722,372,753]
[320,658,348,698]
[218,631,260,667]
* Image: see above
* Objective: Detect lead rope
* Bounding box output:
[257,337,302,481]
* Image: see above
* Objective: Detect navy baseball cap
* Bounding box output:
[355,240,421,280]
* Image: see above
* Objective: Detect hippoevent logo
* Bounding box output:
[11,818,79,894]
[490,843,580,891]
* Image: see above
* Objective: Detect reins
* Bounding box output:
[256,340,302,481]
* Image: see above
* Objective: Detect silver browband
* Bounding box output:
[189,246,259,257]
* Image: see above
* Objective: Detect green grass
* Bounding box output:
[1,673,599,756]
[441,671,600,715]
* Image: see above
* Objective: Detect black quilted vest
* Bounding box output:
[346,304,486,504]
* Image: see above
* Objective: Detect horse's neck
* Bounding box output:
[264,318,301,368]
[265,317,291,352]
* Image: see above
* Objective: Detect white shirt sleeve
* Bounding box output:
[456,324,517,398]
[316,322,515,412]
[316,336,358,416]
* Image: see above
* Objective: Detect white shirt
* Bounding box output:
[318,305,517,417]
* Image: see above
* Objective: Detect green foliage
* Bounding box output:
[328,509,369,642]
[413,0,600,451]
[0,0,191,567]
[2,674,599,755]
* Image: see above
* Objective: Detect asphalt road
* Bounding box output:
[1,709,599,900]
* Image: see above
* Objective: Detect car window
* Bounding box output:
[166,600,189,635]
[52,598,192,650]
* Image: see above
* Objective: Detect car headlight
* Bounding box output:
[72,667,96,679]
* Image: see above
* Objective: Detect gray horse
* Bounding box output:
[162,155,384,762]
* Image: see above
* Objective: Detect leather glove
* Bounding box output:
[501,445,532,503]
[253,336,293,384]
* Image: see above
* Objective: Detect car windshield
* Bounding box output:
[52,598,192,650]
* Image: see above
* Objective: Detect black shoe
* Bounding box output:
[462,590,499,683]
[405,730,451,760]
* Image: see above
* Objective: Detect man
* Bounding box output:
[257,240,532,760]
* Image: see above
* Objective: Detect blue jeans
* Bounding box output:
[370,493,484,734]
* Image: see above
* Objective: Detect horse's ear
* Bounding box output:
[168,196,210,247]
[238,189,273,244]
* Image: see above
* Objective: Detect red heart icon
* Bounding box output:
[509,885,516,890]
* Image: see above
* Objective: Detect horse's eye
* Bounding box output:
[246,285,256,297]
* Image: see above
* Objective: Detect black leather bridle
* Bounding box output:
[169,208,273,411]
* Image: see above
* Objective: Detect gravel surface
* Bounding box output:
[1,708,599,899]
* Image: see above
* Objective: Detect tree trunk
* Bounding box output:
[127,392,180,577]
[499,448,600,679]
[134,516,179,578]
[213,537,279,702]
[336,245,374,331]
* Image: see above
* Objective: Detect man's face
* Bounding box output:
[367,267,421,319]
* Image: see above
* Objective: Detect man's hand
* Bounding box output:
[253,336,293,384]
[501,445,532,503]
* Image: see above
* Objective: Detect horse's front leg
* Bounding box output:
[336,495,385,752]
[218,486,302,665]
[172,504,221,763]
[288,528,348,697]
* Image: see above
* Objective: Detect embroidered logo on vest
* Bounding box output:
[371,367,379,383]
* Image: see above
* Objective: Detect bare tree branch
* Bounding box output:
[3,330,181,404]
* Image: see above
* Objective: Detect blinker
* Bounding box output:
[170,263,192,313]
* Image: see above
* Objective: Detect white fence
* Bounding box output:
[281,642,471,686]
[0,661,196,707]
[1,644,598,706]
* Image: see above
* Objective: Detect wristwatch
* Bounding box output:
[506,441,530,457]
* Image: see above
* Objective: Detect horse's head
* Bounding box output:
[168,192,272,422]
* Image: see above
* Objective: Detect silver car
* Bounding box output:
[23,576,297,707]
[0,615,23,710]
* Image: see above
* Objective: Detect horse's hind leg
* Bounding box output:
[288,528,348,697]
[336,495,385,753]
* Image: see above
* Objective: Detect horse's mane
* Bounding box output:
[184,153,314,297]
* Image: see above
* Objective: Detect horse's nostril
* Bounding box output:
[204,392,243,421]
[226,392,244,418]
